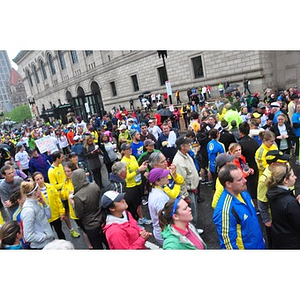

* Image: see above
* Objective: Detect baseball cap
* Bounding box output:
[270,102,280,108]
[215,153,236,168]
[120,143,131,150]
[148,168,170,183]
[101,191,125,209]
[73,135,80,141]
[252,112,262,119]
[144,139,155,147]
[118,124,127,130]
[257,102,266,109]
[266,150,290,164]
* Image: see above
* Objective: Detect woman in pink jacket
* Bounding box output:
[100,191,152,249]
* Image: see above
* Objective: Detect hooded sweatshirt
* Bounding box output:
[161,223,207,250]
[266,186,300,249]
[103,210,146,249]
[72,169,101,230]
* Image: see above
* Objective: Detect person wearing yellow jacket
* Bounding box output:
[120,143,151,225]
[32,172,66,240]
[148,151,184,200]
[61,161,93,249]
[255,131,278,177]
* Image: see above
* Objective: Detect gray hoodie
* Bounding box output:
[71,169,102,230]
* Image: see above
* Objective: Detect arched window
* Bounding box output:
[27,69,33,87]
[70,51,78,64]
[33,65,40,84]
[48,53,56,75]
[40,59,47,79]
[58,51,66,70]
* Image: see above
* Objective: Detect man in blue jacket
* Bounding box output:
[213,164,265,249]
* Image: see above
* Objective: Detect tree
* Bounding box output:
[4,104,32,124]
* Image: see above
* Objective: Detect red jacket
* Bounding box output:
[103,211,146,249]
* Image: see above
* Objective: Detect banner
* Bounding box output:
[35,136,58,154]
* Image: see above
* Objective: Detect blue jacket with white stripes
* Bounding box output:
[213,189,265,249]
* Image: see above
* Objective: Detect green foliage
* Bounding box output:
[3,104,32,123]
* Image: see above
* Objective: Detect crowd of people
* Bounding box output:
[1,84,300,250]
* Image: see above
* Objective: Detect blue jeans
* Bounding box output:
[188,191,198,227]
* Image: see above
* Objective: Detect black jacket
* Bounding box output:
[219,130,236,152]
[270,122,295,151]
[266,186,300,249]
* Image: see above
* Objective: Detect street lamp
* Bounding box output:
[157,50,172,105]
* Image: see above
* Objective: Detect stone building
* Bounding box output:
[7,68,28,108]
[13,50,300,123]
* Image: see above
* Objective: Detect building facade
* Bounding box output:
[13,50,300,123]
[0,50,13,112]
[7,68,28,108]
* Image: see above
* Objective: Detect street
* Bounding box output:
[59,151,300,250]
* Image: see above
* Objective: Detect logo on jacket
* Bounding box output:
[243,214,248,221]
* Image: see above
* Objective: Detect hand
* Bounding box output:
[4,200,12,208]
[139,161,148,172]
[143,171,149,179]
[249,168,254,175]
[168,164,176,176]
[60,214,65,221]
[140,230,152,240]
[296,194,300,204]
[265,221,272,227]
[276,135,282,140]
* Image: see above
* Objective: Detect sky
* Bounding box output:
[1,1,300,299]
[7,50,19,70]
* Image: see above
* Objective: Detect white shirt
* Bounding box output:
[148,125,162,140]
[148,188,170,246]
[15,150,29,169]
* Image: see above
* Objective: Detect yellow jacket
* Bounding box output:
[163,172,184,199]
[255,143,278,177]
[41,183,65,223]
[212,178,223,209]
[121,155,141,188]
[48,164,67,191]
[61,178,78,220]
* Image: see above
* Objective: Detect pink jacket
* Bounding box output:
[103,211,146,249]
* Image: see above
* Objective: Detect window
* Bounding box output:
[58,51,66,70]
[157,66,168,86]
[85,51,93,57]
[70,51,79,64]
[131,74,139,92]
[27,70,33,87]
[33,65,40,84]
[40,60,47,79]
[191,55,204,79]
[110,81,117,96]
[48,53,56,75]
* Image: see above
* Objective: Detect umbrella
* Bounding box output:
[231,84,240,88]
[0,143,9,150]
[157,108,173,117]
[190,93,199,97]
[225,86,236,94]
